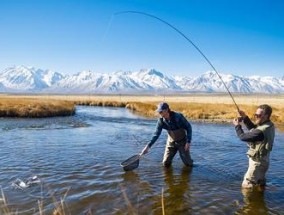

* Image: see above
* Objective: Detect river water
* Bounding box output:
[0,106,283,214]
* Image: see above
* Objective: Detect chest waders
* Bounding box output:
[242,121,275,187]
[168,128,186,144]
[163,128,193,167]
[247,121,275,162]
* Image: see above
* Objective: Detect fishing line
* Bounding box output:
[102,14,115,43]
[113,11,240,112]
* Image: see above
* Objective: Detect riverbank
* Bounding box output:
[0,94,283,125]
[0,97,75,117]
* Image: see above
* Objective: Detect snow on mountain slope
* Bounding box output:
[129,69,181,90]
[0,66,63,91]
[0,66,283,93]
[175,71,284,93]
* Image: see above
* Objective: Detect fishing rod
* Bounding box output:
[113,11,240,112]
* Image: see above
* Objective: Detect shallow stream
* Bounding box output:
[0,106,283,214]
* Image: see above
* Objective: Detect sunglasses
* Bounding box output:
[254,113,263,118]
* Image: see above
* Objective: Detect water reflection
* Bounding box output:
[0,106,283,214]
[162,167,192,214]
[120,171,153,214]
[237,188,268,215]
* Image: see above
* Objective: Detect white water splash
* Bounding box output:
[12,176,41,190]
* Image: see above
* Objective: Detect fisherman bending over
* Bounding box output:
[233,104,275,188]
[141,102,193,167]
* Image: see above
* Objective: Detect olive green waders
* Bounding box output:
[242,121,274,187]
[242,155,269,187]
[162,128,193,167]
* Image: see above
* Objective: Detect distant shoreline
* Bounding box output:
[0,94,283,128]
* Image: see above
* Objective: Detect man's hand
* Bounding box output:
[141,145,150,155]
[238,110,247,118]
[233,118,240,126]
[184,142,190,151]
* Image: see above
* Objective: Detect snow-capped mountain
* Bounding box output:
[0,66,64,92]
[0,66,283,93]
[48,68,181,93]
[178,71,284,93]
[129,69,181,90]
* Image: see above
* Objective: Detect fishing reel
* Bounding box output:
[237,116,243,122]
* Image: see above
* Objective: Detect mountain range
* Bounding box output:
[0,66,283,94]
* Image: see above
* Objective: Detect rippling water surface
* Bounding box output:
[0,106,283,214]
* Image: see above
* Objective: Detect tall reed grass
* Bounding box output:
[125,101,284,124]
[75,100,127,107]
[1,186,164,215]
[0,98,75,117]
[0,188,72,215]
[0,95,283,124]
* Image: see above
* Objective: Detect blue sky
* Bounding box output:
[0,0,283,77]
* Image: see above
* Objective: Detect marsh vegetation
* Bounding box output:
[1,94,283,124]
[0,97,75,118]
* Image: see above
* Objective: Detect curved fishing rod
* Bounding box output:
[114,11,240,112]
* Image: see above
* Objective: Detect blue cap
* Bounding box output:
[156,102,169,112]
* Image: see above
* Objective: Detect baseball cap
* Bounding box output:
[156,102,169,112]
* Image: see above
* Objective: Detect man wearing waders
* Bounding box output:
[141,102,193,167]
[233,104,275,188]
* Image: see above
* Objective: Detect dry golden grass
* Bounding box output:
[1,188,71,215]
[0,189,11,215]
[0,94,283,126]
[170,102,282,122]
[0,97,75,117]
[126,102,156,117]
[75,100,126,107]
[18,93,282,108]
[125,101,284,124]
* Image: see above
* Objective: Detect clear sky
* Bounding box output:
[0,0,283,77]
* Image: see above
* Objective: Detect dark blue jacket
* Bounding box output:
[148,111,192,148]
